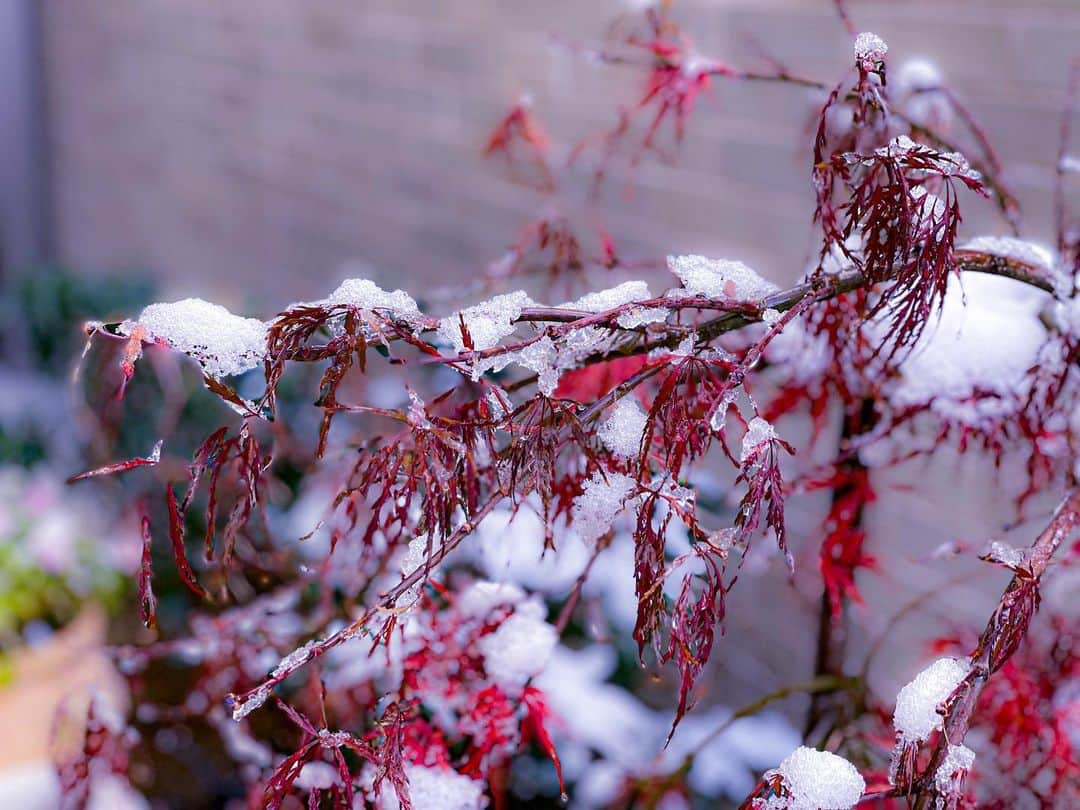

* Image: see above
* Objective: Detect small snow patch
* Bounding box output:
[122,298,267,378]
[740,417,778,465]
[561,281,651,312]
[571,471,638,543]
[477,604,558,687]
[893,657,970,744]
[854,32,888,66]
[598,398,649,459]
[438,291,533,354]
[667,255,779,301]
[766,745,865,809]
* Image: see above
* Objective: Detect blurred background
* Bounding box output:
[1,0,1078,807]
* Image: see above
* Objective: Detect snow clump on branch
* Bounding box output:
[759,745,865,809]
[120,298,268,378]
[666,255,780,302]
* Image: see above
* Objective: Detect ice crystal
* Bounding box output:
[271,639,319,679]
[767,746,865,810]
[398,535,439,607]
[561,280,651,312]
[229,683,272,721]
[933,743,975,794]
[122,298,267,378]
[761,308,782,327]
[981,540,1027,569]
[854,32,888,66]
[571,471,638,543]
[438,290,533,353]
[666,255,779,301]
[740,417,778,464]
[320,277,423,323]
[598,398,649,459]
[616,306,669,328]
[893,657,971,743]
[477,602,558,687]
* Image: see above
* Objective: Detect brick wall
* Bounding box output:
[40,0,1080,309]
[35,0,1080,707]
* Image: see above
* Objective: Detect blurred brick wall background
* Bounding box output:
[30,1,1080,705]
[39,0,1080,309]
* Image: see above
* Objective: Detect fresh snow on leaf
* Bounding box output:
[320,277,424,323]
[873,135,981,181]
[667,255,780,301]
[890,273,1048,425]
[560,280,651,312]
[853,31,888,65]
[571,472,638,543]
[398,535,439,607]
[893,656,971,743]
[934,743,975,794]
[598,398,648,458]
[295,761,340,791]
[477,601,558,687]
[122,298,267,378]
[765,746,865,809]
[457,580,527,618]
[438,290,533,353]
[740,417,778,465]
[374,763,487,810]
[616,306,669,328]
[961,235,1055,271]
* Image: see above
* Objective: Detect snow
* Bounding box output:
[874,136,981,182]
[896,59,941,91]
[477,603,558,687]
[893,657,971,743]
[981,540,1027,569]
[122,298,267,378]
[295,761,339,791]
[667,255,779,302]
[761,308,782,327]
[271,638,319,678]
[889,273,1049,425]
[571,471,638,543]
[457,581,526,619]
[895,59,951,131]
[598,398,649,458]
[740,417,778,464]
[375,764,487,810]
[933,743,975,794]
[438,290,533,353]
[616,306,669,329]
[961,235,1055,271]
[512,335,560,396]
[397,535,439,607]
[561,281,651,312]
[320,278,423,323]
[492,326,614,396]
[766,746,865,810]
[229,683,272,721]
[854,32,888,65]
